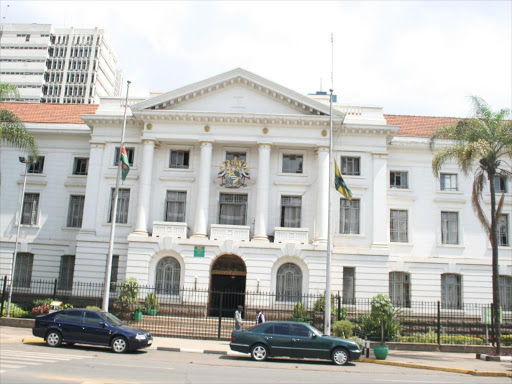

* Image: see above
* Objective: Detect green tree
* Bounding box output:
[430,96,512,354]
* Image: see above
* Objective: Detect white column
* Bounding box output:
[372,153,388,248]
[192,141,213,238]
[80,142,105,233]
[253,143,271,242]
[314,146,329,243]
[133,139,156,235]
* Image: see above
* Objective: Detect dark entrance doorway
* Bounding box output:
[208,255,246,317]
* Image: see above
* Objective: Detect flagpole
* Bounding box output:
[102,80,131,312]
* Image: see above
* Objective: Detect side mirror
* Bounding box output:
[311,333,317,338]
[100,322,106,327]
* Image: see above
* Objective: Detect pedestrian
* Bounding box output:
[256,308,265,324]
[234,305,243,331]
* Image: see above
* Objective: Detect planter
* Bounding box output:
[373,344,389,360]
[146,309,158,316]
[133,311,142,322]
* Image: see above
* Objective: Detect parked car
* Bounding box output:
[32,308,152,353]
[230,321,361,365]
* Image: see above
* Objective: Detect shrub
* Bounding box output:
[86,306,101,311]
[1,301,29,318]
[399,331,484,345]
[292,302,307,320]
[144,292,160,311]
[115,277,139,318]
[333,320,354,339]
[354,296,401,342]
[502,334,512,346]
[31,304,50,315]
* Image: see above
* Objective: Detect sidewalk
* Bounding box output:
[3,325,510,378]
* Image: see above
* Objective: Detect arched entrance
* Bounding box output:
[208,255,246,317]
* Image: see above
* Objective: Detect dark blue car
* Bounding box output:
[32,309,152,353]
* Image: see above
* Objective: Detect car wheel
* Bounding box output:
[45,330,62,348]
[111,336,128,353]
[332,347,349,366]
[251,344,268,361]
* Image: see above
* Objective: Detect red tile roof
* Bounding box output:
[385,114,461,137]
[0,102,98,124]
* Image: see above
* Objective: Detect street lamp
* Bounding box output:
[6,156,29,317]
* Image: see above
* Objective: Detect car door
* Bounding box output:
[82,311,112,345]
[290,323,328,359]
[55,310,84,342]
[265,323,292,357]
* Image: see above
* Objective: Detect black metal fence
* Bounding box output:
[1,276,511,344]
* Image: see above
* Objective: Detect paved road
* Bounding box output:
[0,341,509,384]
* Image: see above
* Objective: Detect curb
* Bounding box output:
[476,353,512,362]
[359,357,512,378]
[22,338,45,343]
[157,346,242,356]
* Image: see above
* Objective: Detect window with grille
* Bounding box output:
[219,194,247,225]
[156,257,181,295]
[341,157,360,176]
[21,193,39,225]
[58,255,75,290]
[114,147,134,166]
[226,152,246,161]
[276,263,302,302]
[441,212,459,244]
[111,255,119,284]
[282,154,303,174]
[108,188,130,224]
[389,272,411,307]
[14,253,33,288]
[28,156,45,174]
[166,191,186,222]
[494,175,508,193]
[498,215,509,246]
[343,267,355,304]
[169,150,190,169]
[390,171,408,189]
[72,157,89,175]
[441,273,462,309]
[280,196,301,228]
[440,173,458,191]
[340,199,360,234]
[390,209,408,242]
[67,195,85,227]
[499,276,512,311]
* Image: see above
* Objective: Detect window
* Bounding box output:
[165,191,186,222]
[108,188,130,224]
[114,147,134,166]
[390,171,408,189]
[276,263,302,302]
[67,195,85,227]
[343,267,355,305]
[282,154,303,174]
[55,310,82,322]
[390,209,408,243]
[274,323,291,336]
[441,212,459,244]
[111,255,120,284]
[440,173,458,191]
[340,199,360,234]
[13,253,33,288]
[389,272,411,307]
[441,274,462,309]
[291,324,310,337]
[499,276,512,311]
[28,156,45,174]
[219,194,247,225]
[58,255,75,290]
[21,193,39,225]
[494,175,508,193]
[156,257,181,295]
[498,215,509,246]
[169,150,189,169]
[84,312,104,325]
[226,152,246,161]
[73,158,89,175]
[280,196,301,228]
[341,156,360,176]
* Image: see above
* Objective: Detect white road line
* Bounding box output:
[1,351,89,359]
[374,381,464,384]
[0,370,5,374]
[0,354,75,362]
[0,359,42,365]
[0,364,24,369]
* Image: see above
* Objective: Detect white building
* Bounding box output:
[0,68,510,310]
[0,23,122,104]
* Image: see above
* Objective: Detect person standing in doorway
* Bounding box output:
[256,308,265,324]
[234,305,244,331]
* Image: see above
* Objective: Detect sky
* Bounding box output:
[2,0,511,117]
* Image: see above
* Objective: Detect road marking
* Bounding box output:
[374,381,464,384]
[0,359,41,365]
[0,370,5,374]
[0,364,24,369]
[0,349,93,373]
[1,350,92,359]
[38,375,139,384]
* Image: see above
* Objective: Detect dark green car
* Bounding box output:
[230,321,361,365]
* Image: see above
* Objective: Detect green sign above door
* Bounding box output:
[194,245,205,258]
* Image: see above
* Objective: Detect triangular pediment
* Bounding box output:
[132,68,340,117]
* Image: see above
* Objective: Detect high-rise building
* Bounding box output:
[0,23,122,103]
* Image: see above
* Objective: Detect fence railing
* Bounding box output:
[1,277,511,343]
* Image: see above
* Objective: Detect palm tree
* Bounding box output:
[430,96,512,354]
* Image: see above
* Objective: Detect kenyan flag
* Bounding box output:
[120,146,130,181]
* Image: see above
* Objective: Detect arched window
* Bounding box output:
[156,257,180,295]
[276,263,302,302]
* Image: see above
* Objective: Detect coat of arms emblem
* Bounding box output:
[218,157,250,188]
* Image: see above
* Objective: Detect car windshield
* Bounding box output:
[101,312,123,326]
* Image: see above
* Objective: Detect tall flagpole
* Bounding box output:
[102,80,131,312]
[324,33,334,336]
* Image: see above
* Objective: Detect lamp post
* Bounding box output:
[6,156,29,317]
